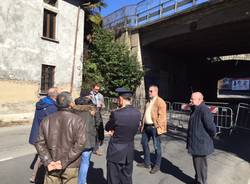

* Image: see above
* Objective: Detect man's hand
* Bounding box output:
[48,161,57,171]
[47,161,62,171]
[55,160,62,170]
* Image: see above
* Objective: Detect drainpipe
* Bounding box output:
[70,4,80,94]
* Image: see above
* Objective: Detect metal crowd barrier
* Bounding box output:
[132,98,147,113]
[210,105,233,134]
[103,97,147,114]
[168,102,191,129]
[234,103,250,131]
[168,102,234,134]
[102,98,235,134]
[102,97,117,116]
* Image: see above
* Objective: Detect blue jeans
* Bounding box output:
[78,150,92,184]
[141,125,162,167]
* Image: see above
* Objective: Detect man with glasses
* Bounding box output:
[137,85,167,174]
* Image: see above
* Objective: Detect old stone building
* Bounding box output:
[0,0,84,123]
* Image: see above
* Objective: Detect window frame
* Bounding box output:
[44,0,58,7]
[41,1,59,43]
[40,64,56,95]
[42,9,57,40]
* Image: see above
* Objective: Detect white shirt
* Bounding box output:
[90,91,105,108]
[144,97,156,125]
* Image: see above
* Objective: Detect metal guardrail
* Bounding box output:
[103,0,210,29]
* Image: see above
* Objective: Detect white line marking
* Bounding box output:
[0,157,13,162]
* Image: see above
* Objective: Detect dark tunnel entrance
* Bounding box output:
[142,50,250,104]
[140,17,250,104]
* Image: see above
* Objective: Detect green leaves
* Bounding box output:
[82,27,145,97]
[82,0,106,43]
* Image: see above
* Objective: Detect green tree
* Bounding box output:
[82,27,145,97]
[82,0,106,44]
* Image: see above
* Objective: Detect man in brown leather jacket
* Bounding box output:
[35,91,86,184]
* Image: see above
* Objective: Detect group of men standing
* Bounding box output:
[29,84,105,184]
[29,84,216,184]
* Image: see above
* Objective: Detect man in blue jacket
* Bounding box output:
[28,87,58,183]
[105,87,141,184]
[187,92,216,184]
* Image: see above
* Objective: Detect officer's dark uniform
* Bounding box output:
[105,88,141,184]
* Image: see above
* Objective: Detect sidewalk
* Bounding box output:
[0,113,33,127]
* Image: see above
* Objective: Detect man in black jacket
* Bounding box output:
[105,87,141,184]
[73,92,104,184]
[187,92,216,184]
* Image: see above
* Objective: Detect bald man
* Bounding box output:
[187,92,216,184]
[29,87,58,183]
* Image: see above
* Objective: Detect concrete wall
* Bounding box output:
[129,31,145,99]
[141,46,190,101]
[0,0,84,118]
[115,30,146,99]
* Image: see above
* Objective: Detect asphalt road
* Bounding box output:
[0,125,35,161]
[0,125,250,184]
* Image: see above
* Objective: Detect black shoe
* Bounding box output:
[149,165,160,174]
[136,163,151,169]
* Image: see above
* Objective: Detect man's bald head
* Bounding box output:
[190,92,204,106]
[47,87,58,101]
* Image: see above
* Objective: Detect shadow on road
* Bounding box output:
[165,126,188,142]
[214,129,250,163]
[87,161,107,184]
[167,126,250,163]
[134,150,194,184]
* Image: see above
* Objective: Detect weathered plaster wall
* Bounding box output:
[0,0,84,117]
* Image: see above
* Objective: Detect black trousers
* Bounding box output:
[107,161,133,184]
[192,155,208,184]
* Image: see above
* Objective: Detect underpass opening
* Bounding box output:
[141,44,250,133]
[140,16,250,105]
[141,48,250,105]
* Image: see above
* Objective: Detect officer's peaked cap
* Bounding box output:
[115,87,133,98]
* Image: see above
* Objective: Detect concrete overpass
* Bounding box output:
[104,0,250,102]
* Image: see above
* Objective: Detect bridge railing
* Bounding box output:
[103,0,210,29]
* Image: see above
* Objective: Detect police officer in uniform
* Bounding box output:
[105,87,141,184]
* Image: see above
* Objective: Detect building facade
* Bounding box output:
[0,0,84,121]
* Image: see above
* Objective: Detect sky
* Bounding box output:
[101,0,141,16]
